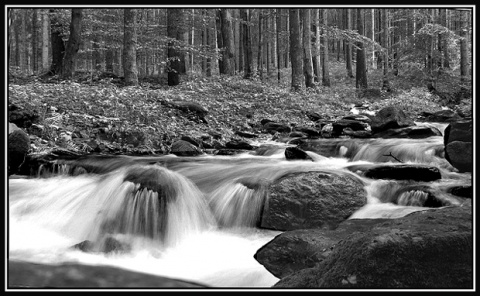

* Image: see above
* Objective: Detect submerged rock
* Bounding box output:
[8,260,206,288]
[362,164,442,182]
[260,171,367,231]
[284,146,313,161]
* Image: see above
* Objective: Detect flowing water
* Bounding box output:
[7,122,472,288]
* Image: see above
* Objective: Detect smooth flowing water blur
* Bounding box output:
[8,125,472,288]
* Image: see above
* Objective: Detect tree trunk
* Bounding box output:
[123,9,138,85]
[257,10,263,78]
[345,8,354,78]
[41,9,49,72]
[276,9,281,82]
[266,14,270,77]
[219,9,235,75]
[289,9,304,91]
[32,9,38,73]
[19,9,27,74]
[301,9,314,88]
[312,9,321,82]
[216,9,224,74]
[206,9,213,77]
[382,9,390,91]
[355,8,368,89]
[241,9,253,79]
[321,9,331,87]
[61,9,83,79]
[167,9,186,86]
[459,9,469,82]
[371,8,376,69]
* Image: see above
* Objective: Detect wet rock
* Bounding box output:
[234,131,259,138]
[8,260,206,288]
[369,106,415,133]
[273,205,473,289]
[444,120,473,173]
[288,131,308,138]
[225,139,254,150]
[260,171,367,231]
[362,164,441,182]
[447,185,472,199]
[180,135,200,147]
[342,128,372,138]
[284,146,313,161]
[294,126,321,138]
[263,122,292,134]
[72,240,95,252]
[8,105,40,128]
[8,129,30,175]
[332,119,369,137]
[170,140,203,156]
[420,109,463,122]
[255,219,389,279]
[373,125,442,139]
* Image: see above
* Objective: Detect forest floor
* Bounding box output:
[7,61,473,157]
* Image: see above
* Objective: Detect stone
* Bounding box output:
[8,129,30,175]
[273,205,473,289]
[8,260,205,288]
[369,106,415,133]
[284,146,313,161]
[445,141,473,173]
[225,139,254,150]
[373,125,442,139]
[362,164,442,182]
[170,140,203,156]
[263,122,292,134]
[260,171,367,231]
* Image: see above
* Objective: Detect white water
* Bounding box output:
[8,132,471,288]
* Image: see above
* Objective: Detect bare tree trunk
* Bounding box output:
[123,9,138,85]
[167,9,186,85]
[312,9,321,82]
[257,10,263,78]
[41,9,49,72]
[219,9,235,75]
[371,8,376,69]
[345,9,354,78]
[289,9,304,91]
[19,9,27,74]
[382,9,390,91]
[355,8,368,89]
[241,9,253,79]
[321,9,331,87]
[206,10,213,77]
[61,9,83,79]
[301,9,314,88]
[459,9,469,82]
[32,9,38,73]
[266,13,270,77]
[276,9,281,82]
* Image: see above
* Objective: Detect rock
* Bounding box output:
[342,128,372,138]
[288,131,307,138]
[369,106,415,133]
[447,185,472,199]
[8,106,40,128]
[225,139,254,150]
[445,141,473,173]
[260,118,274,126]
[420,109,463,122]
[8,129,30,175]
[170,140,203,156]
[260,171,367,231]
[215,149,247,156]
[8,122,21,134]
[284,146,313,161]
[72,240,95,252]
[332,119,368,137]
[362,164,442,182]
[294,126,321,138]
[373,125,442,139]
[305,111,323,122]
[263,122,292,134]
[170,101,208,124]
[180,135,200,147]
[255,219,389,279]
[234,131,259,138]
[443,120,472,173]
[273,205,473,289]
[8,260,205,288]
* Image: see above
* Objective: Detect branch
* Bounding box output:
[383,152,403,163]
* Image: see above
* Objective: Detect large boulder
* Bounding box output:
[444,120,473,173]
[8,129,30,175]
[8,260,205,288]
[260,171,367,231]
[254,219,389,279]
[170,140,203,156]
[369,106,415,134]
[273,204,473,289]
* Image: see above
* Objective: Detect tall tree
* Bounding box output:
[32,9,38,73]
[289,9,304,91]
[312,9,321,82]
[216,9,224,74]
[345,9,354,78]
[382,9,390,91]
[240,9,253,79]
[257,10,263,78]
[19,9,27,73]
[49,9,65,75]
[61,9,83,79]
[219,9,235,75]
[276,9,281,82]
[355,8,368,89]
[167,9,186,86]
[206,9,214,77]
[459,9,469,82]
[123,8,138,85]
[41,9,49,72]
[321,9,330,87]
[301,9,314,88]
